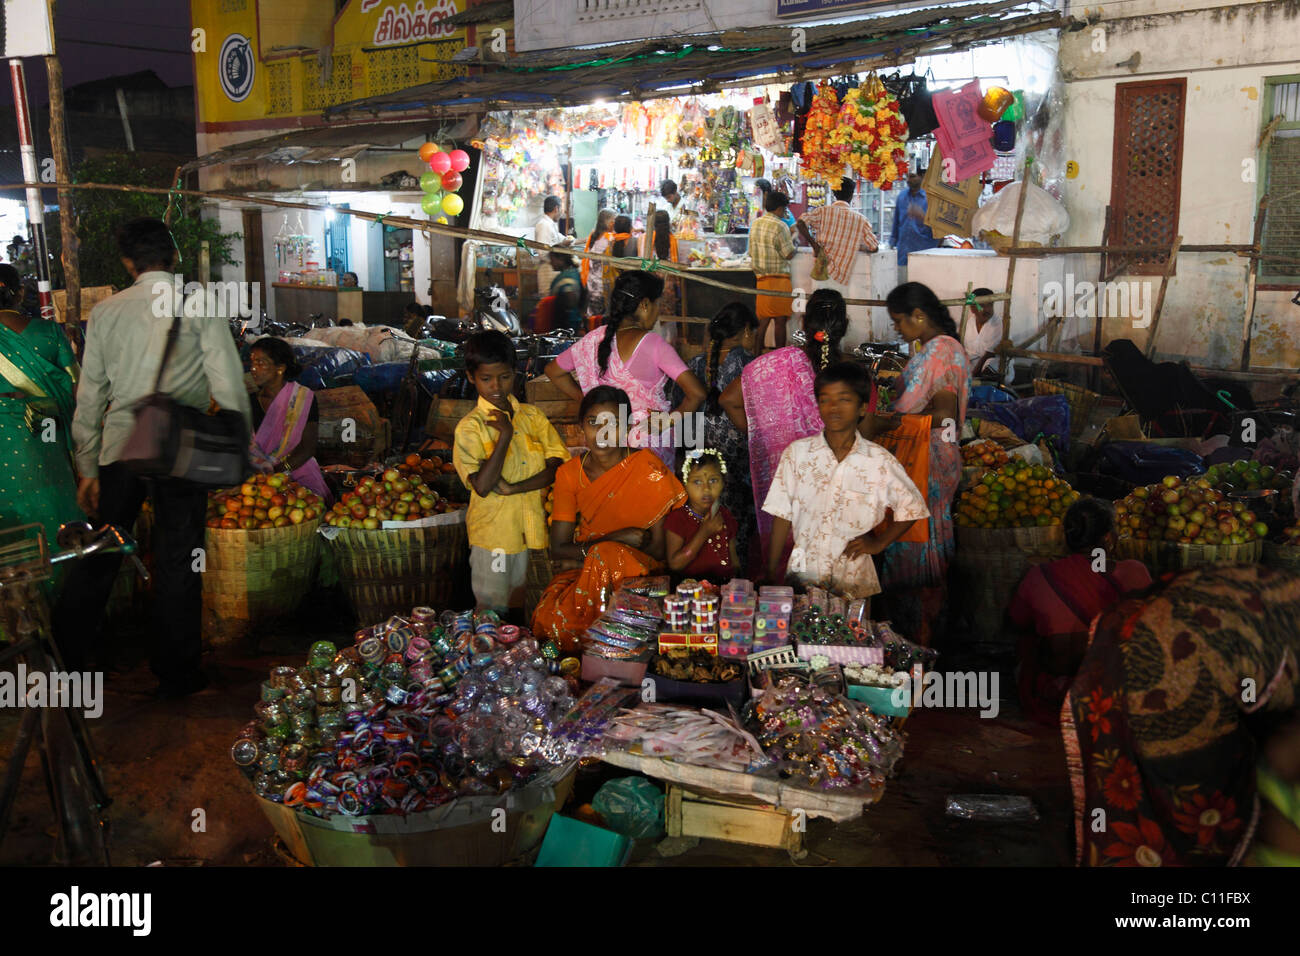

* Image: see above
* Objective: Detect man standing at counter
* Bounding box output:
[748,190,797,351]
[660,180,682,221]
[890,170,938,282]
[534,195,572,301]
[797,177,878,299]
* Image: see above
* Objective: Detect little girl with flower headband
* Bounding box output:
[664,449,740,583]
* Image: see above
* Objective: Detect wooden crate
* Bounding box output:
[666,786,804,857]
[426,396,477,443]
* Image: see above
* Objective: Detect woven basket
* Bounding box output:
[202,520,323,649]
[1115,536,1263,573]
[328,517,470,623]
[1259,541,1300,574]
[953,526,1068,643]
[1034,379,1100,439]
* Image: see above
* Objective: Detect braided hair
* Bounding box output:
[705,302,757,412]
[885,282,959,340]
[802,289,849,371]
[599,270,665,376]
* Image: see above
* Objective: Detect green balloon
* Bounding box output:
[419,171,441,192]
[421,192,443,215]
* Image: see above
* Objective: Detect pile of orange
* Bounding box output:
[961,439,1010,469]
[954,460,1080,529]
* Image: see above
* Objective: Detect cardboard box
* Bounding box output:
[657,630,718,655]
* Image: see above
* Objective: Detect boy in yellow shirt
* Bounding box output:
[454,331,569,617]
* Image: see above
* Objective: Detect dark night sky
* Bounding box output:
[25,0,194,105]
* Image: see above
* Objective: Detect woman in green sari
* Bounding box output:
[0,264,83,568]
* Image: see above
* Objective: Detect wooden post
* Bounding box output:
[643,201,658,259]
[1089,205,1111,391]
[1240,195,1268,371]
[1143,235,1183,360]
[997,161,1032,361]
[44,0,81,347]
[956,280,974,344]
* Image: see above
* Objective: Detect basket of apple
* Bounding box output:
[323,464,469,623]
[1114,474,1266,571]
[1262,522,1300,573]
[202,474,327,645]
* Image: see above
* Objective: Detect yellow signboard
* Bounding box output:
[192,0,466,131]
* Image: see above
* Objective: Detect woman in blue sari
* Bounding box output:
[0,264,83,572]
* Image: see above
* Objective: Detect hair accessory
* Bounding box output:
[681,448,727,482]
[813,330,827,342]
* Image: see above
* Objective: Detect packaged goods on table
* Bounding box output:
[747,676,905,791]
[230,609,579,815]
[754,585,794,651]
[603,703,768,773]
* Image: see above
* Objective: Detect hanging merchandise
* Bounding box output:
[710,106,740,152]
[737,145,765,178]
[798,82,844,181]
[829,74,909,190]
[1002,90,1026,123]
[898,71,939,139]
[750,96,785,155]
[992,120,1016,153]
[977,87,1015,123]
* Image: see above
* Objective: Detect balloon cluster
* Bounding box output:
[417,141,470,223]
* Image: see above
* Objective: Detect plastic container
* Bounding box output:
[648,673,748,709]
[535,814,632,867]
[846,682,911,717]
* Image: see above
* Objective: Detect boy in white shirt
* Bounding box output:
[763,361,929,605]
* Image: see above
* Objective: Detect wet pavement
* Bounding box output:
[0,590,1073,867]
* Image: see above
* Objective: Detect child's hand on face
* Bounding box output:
[702,511,726,538]
[486,409,514,439]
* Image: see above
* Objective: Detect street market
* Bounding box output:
[1,0,1299,900]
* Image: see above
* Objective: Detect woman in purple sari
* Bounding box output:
[720,289,848,570]
[247,338,330,501]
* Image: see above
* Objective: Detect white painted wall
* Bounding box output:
[514,0,941,53]
[1058,0,1300,370]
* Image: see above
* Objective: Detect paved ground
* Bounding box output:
[0,590,1072,867]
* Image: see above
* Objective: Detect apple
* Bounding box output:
[1185,522,1201,538]
[1133,486,1150,499]
[418,495,436,510]
[273,516,289,527]
[337,516,352,528]
[268,506,284,520]
[400,491,415,503]
[267,474,286,489]
[220,517,239,529]
[1254,522,1269,537]
[304,508,318,520]
[383,468,401,483]
[350,504,367,519]
[206,517,221,528]
[288,508,305,525]
[253,508,268,521]
[394,501,409,515]
[240,482,256,498]
[362,492,376,507]
[377,508,393,521]
[1218,518,1237,534]
[393,479,411,494]
[1168,515,1187,531]
[240,517,257,530]
[1162,475,1181,489]
[363,517,380,530]
[1161,489,1179,504]
[271,493,287,507]
[1187,509,1206,525]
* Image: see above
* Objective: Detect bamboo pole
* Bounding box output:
[997,163,1032,359]
[1240,195,1268,371]
[44,0,80,348]
[1088,204,1111,392]
[1143,235,1182,360]
[1003,346,1299,382]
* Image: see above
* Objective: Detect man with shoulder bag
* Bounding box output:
[55,218,252,698]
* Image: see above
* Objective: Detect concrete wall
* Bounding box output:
[1058,0,1300,369]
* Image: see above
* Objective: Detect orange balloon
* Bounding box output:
[977,87,1014,123]
[418,142,440,162]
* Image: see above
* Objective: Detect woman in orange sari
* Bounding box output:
[532,385,685,650]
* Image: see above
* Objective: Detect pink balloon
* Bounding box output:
[448,149,470,172]
[440,171,462,192]
[429,152,452,175]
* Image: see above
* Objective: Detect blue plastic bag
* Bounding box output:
[1097,441,1205,485]
[972,394,1071,452]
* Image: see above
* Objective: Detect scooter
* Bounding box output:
[473,284,522,336]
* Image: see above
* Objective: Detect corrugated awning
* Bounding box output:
[183,117,478,173]
[441,0,513,27]
[326,0,1064,120]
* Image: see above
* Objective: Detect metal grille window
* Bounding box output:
[1109,79,1186,275]
[1260,77,1300,286]
[368,47,421,97]
[302,53,354,111]
[267,61,293,115]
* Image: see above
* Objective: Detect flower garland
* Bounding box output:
[799,82,846,181]
[800,76,909,190]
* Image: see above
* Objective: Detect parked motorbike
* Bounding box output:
[473,284,522,336]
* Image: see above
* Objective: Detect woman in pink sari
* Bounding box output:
[248,338,331,502]
[720,289,849,569]
[544,270,706,470]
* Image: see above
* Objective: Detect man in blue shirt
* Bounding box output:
[890,170,938,280]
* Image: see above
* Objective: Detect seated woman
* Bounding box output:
[535,252,586,334]
[531,386,686,651]
[1010,497,1151,725]
[1066,564,1300,866]
[248,337,331,502]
